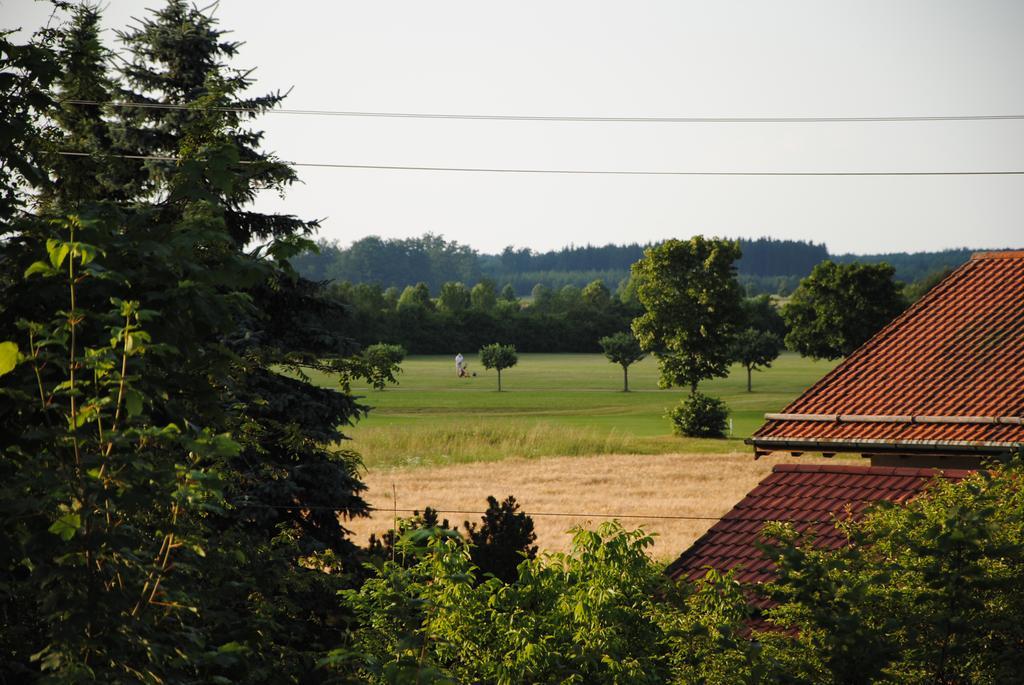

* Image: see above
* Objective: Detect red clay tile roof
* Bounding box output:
[752,250,1024,454]
[665,463,971,595]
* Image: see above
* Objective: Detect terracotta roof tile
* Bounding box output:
[666,463,969,585]
[751,251,1024,453]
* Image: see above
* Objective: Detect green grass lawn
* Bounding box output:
[300,352,838,469]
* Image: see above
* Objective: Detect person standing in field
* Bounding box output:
[455,352,465,377]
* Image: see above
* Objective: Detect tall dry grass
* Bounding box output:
[345,451,838,561]
[346,419,684,469]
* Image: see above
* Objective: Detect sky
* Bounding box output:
[5,0,1024,255]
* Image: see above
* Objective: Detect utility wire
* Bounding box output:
[230,500,855,525]
[60,99,1024,124]
[54,151,1024,177]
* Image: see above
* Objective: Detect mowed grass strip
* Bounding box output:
[346,451,839,558]
[301,352,838,468]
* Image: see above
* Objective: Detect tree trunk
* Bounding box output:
[747,365,752,392]
[497,368,502,392]
[623,365,629,392]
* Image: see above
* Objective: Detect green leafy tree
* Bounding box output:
[397,281,434,312]
[366,496,537,584]
[359,342,406,390]
[631,237,743,436]
[741,293,787,339]
[630,236,744,393]
[335,522,762,684]
[731,328,783,391]
[530,282,554,311]
[760,463,1024,684]
[438,281,471,313]
[383,285,401,310]
[616,274,639,305]
[499,283,517,302]
[904,265,954,303]
[1,214,243,682]
[479,342,517,391]
[557,283,582,311]
[783,260,906,360]
[471,279,497,311]
[599,331,646,391]
[581,278,612,308]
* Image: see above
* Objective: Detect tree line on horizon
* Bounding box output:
[292,232,976,296]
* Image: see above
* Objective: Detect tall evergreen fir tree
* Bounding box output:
[2,3,372,681]
[40,3,122,211]
[109,0,372,553]
[114,0,310,242]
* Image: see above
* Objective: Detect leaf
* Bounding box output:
[74,242,101,266]
[48,513,81,541]
[24,261,56,279]
[0,341,19,377]
[46,238,70,269]
[125,388,143,417]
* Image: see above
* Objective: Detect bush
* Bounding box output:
[667,391,730,437]
[464,495,538,583]
[367,496,537,583]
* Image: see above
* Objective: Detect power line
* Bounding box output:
[230,500,853,525]
[54,151,1024,177]
[60,99,1024,124]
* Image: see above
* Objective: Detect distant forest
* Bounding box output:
[292,234,978,296]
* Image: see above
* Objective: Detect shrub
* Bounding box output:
[667,391,729,437]
[367,496,537,583]
[464,495,538,583]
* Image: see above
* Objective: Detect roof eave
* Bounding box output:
[746,435,1021,457]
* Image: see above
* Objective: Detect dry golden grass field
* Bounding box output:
[346,451,839,561]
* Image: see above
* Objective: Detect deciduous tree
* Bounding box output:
[731,328,783,391]
[359,342,406,390]
[630,236,744,393]
[630,237,742,436]
[783,261,906,359]
[479,342,517,391]
[599,331,646,391]
[397,281,435,312]
[471,279,497,311]
[438,281,471,313]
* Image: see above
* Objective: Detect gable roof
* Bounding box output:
[665,463,971,596]
[751,250,1024,456]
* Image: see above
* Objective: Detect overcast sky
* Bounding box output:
[5,0,1024,255]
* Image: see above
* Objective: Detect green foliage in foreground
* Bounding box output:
[334,522,759,685]
[367,496,538,584]
[330,464,1024,684]
[2,5,373,681]
[762,462,1024,684]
